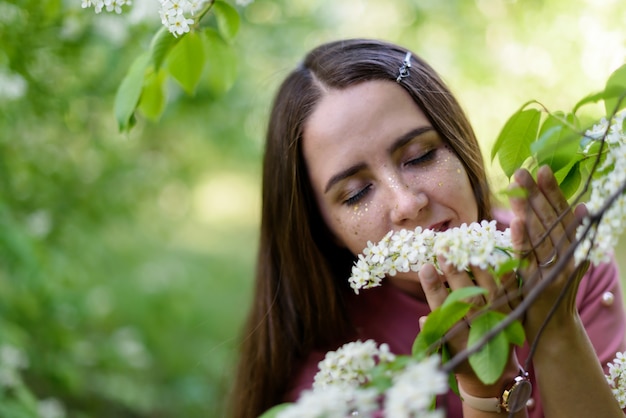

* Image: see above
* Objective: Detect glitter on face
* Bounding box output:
[302,80,479,259]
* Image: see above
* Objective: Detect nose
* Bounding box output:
[389,182,428,225]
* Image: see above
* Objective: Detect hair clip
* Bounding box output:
[396,51,412,83]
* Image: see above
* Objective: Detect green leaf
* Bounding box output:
[413,287,488,357]
[604,64,626,115]
[494,257,520,278]
[503,319,526,347]
[531,112,581,173]
[257,403,292,418]
[413,301,472,356]
[202,28,238,96]
[468,311,510,384]
[573,85,625,114]
[368,355,412,391]
[213,0,240,41]
[442,344,460,395]
[114,53,150,132]
[492,107,542,178]
[443,286,488,308]
[556,161,582,200]
[167,31,206,95]
[150,26,181,71]
[498,186,528,200]
[138,68,167,121]
[43,0,62,23]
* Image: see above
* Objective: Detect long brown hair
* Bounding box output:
[228,39,492,418]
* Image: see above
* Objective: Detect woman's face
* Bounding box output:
[303,80,479,260]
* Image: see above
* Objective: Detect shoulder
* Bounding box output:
[576,254,622,308]
[576,253,626,367]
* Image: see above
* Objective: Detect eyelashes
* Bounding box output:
[341,148,438,206]
[344,184,372,206]
[404,148,436,167]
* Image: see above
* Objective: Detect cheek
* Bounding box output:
[433,151,478,217]
[330,202,382,254]
[432,148,471,186]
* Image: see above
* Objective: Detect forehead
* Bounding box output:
[302,80,431,159]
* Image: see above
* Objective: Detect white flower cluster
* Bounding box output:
[384,355,448,418]
[82,0,253,38]
[576,110,626,265]
[278,340,447,418]
[349,220,513,294]
[606,351,626,408]
[158,0,208,37]
[277,386,380,418]
[81,0,132,14]
[313,339,395,390]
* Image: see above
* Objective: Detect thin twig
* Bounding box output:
[441,177,626,374]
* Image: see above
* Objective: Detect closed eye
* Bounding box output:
[344,184,372,206]
[405,149,436,167]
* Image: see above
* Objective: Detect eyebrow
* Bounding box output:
[387,126,435,154]
[323,126,436,194]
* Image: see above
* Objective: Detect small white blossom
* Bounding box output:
[288,342,445,417]
[167,12,194,36]
[157,0,209,36]
[384,355,447,418]
[277,385,379,418]
[313,340,395,390]
[81,0,131,14]
[584,117,609,140]
[606,351,626,408]
[349,220,513,293]
[576,111,626,266]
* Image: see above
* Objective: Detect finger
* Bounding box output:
[574,202,588,223]
[535,166,578,242]
[439,260,487,307]
[513,169,560,242]
[509,180,554,267]
[516,167,574,250]
[510,215,541,287]
[467,264,498,300]
[418,264,448,310]
[419,316,427,330]
[497,270,523,311]
[510,169,572,270]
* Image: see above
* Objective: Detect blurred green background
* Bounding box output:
[1,0,624,417]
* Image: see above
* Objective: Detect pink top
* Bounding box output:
[284,255,626,417]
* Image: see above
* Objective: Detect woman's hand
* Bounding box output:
[508,166,588,341]
[418,260,521,397]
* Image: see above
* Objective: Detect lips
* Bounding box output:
[428,220,450,232]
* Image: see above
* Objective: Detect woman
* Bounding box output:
[229,39,626,417]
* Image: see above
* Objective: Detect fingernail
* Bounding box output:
[419,265,438,283]
[419,316,427,329]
